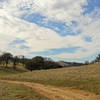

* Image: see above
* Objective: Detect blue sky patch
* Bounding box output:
[0,0,5,2]
[10,38,26,45]
[54,53,99,63]
[84,36,92,42]
[31,47,80,56]
[21,13,77,37]
[20,13,46,25]
[83,0,100,15]
[20,45,30,49]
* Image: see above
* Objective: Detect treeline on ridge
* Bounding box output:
[0,52,62,71]
[0,52,100,71]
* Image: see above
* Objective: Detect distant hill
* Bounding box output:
[57,61,84,67]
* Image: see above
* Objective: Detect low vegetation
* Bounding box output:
[0,63,100,94]
[0,82,48,100]
[0,63,28,76]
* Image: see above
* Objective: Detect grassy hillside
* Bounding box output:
[0,82,48,100]
[0,63,100,94]
[0,64,28,76]
[0,64,49,100]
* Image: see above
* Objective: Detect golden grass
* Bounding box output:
[0,63,28,76]
[1,63,100,94]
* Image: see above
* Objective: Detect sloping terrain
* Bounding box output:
[1,63,100,94]
[1,80,100,100]
[0,63,100,100]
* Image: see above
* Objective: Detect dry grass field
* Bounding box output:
[0,63,100,94]
[0,63,28,76]
[0,82,48,100]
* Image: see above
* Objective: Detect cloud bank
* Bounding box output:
[0,0,100,62]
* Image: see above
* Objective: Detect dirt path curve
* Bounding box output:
[0,80,100,100]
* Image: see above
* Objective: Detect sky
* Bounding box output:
[0,0,100,62]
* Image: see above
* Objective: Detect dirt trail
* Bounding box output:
[0,80,100,100]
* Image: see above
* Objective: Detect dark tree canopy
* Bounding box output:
[25,56,62,71]
[1,52,13,67]
[13,56,19,70]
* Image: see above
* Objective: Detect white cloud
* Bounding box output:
[0,0,87,23]
[0,0,100,61]
[53,8,100,59]
[0,9,87,54]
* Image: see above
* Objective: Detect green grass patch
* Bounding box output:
[0,82,49,100]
